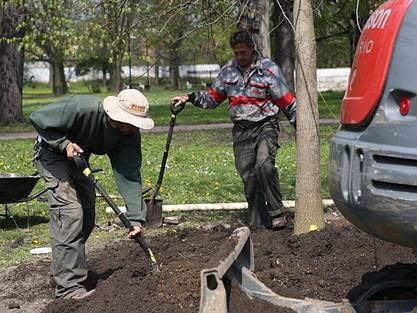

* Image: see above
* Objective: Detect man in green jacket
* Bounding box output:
[30,89,154,300]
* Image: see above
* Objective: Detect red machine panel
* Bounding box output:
[341,0,412,125]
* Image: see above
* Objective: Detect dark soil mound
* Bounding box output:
[42,228,292,313]
[2,217,417,313]
[43,229,234,313]
[252,221,417,302]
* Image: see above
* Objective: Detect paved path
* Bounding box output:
[0,119,339,141]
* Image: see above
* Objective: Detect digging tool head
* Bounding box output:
[133,235,160,272]
[73,153,91,177]
[170,100,185,115]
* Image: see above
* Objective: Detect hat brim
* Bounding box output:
[103,96,154,130]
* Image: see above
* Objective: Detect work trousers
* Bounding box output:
[35,146,95,298]
[232,119,285,227]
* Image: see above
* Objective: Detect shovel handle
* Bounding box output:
[73,153,159,272]
[150,112,177,203]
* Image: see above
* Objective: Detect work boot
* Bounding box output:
[70,289,96,300]
[61,288,96,300]
[271,215,287,230]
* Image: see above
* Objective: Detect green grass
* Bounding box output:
[0,126,337,269]
[0,82,343,133]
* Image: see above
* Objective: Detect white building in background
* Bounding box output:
[316,68,350,91]
[24,62,350,92]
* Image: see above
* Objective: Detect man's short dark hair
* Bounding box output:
[229,30,255,48]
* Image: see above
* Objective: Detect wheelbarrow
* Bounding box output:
[199,227,357,313]
[0,173,55,227]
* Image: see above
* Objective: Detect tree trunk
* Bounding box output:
[102,66,107,87]
[293,0,324,235]
[272,0,295,92]
[51,56,68,95]
[109,58,122,92]
[0,2,24,125]
[146,62,151,89]
[154,51,160,86]
[169,47,180,90]
[48,63,53,88]
[154,63,160,86]
[239,0,271,58]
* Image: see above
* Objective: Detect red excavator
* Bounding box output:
[329,0,417,249]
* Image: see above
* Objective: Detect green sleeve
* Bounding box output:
[108,134,146,225]
[29,96,77,152]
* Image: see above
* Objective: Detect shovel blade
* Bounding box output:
[145,199,163,228]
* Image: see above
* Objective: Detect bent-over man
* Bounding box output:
[30,89,153,299]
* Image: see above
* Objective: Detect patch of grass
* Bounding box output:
[0,126,338,269]
[318,90,343,119]
[1,83,342,133]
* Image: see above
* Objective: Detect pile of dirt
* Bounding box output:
[252,219,417,302]
[1,216,417,313]
[0,259,51,312]
[44,229,235,313]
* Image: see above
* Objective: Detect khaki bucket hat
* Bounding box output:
[103,89,154,130]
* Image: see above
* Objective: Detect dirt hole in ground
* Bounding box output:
[1,217,417,313]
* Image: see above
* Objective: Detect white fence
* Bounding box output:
[24,62,350,91]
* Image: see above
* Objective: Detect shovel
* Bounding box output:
[73,153,159,272]
[146,101,185,227]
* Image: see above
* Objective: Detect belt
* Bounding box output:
[39,139,56,152]
[233,116,276,129]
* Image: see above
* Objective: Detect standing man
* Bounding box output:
[172,30,296,229]
[30,89,154,299]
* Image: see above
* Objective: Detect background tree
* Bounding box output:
[142,0,236,90]
[22,0,83,95]
[314,0,384,67]
[127,0,189,90]
[238,0,271,58]
[91,0,136,92]
[294,0,324,234]
[0,0,25,124]
[272,0,295,92]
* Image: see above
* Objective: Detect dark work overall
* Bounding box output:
[232,117,286,227]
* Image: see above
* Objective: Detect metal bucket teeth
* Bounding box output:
[199,227,357,313]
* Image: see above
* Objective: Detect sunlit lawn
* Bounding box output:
[1,82,343,133]
[0,81,340,268]
[0,125,337,269]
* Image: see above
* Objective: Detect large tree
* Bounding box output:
[294,0,324,234]
[0,1,25,124]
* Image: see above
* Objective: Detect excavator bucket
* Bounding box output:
[199,227,357,313]
[199,227,254,313]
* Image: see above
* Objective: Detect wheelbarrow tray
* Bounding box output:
[0,174,40,203]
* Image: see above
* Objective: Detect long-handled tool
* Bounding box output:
[73,154,159,272]
[146,101,185,226]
